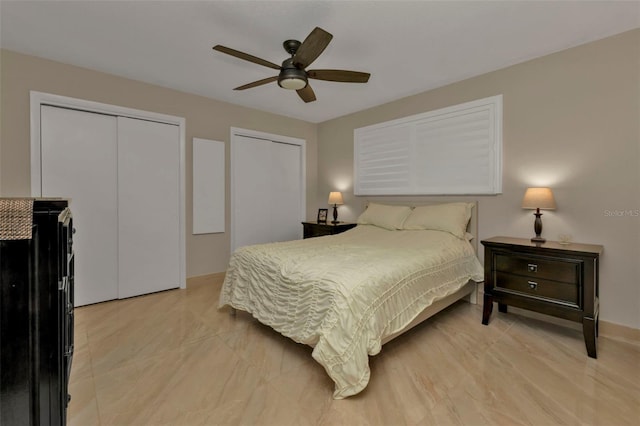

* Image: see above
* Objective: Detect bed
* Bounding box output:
[219,201,484,399]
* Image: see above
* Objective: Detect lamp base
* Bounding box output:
[331,220,340,224]
[531,209,545,244]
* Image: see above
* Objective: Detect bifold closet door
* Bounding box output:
[233,135,273,249]
[232,135,303,251]
[270,141,303,243]
[117,117,180,298]
[40,107,180,305]
[41,106,119,306]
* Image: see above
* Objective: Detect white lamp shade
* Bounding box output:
[522,187,556,210]
[328,191,344,205]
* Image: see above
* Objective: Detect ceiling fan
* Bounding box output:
[213,27,370,103]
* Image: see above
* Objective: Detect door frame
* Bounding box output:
[30,91,187,290]
[230,127,306,253]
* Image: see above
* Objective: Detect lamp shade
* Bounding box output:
[328,192,344,205]
[522,187,556,210]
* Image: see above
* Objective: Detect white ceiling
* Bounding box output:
[1,1,638,123]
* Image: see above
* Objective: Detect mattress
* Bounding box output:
[219,224,484,398]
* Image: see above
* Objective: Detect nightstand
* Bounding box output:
[302,222,357,239]
[481,237,603,358]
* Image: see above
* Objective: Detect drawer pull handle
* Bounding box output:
[528,281,538,290]
[527,263,538,273]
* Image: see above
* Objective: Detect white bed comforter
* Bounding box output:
[219,225,484,398]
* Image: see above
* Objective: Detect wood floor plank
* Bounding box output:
[68,275,640,425]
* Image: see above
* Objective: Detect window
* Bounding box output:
[354,95,502,195]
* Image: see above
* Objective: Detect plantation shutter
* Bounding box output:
[354,95,502,195]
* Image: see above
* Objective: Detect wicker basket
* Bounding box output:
[0,198,34,240]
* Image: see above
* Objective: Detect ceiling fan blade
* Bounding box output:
[234,76,278,90]
[213,45,281,70]
[297,84,316,103]
[307,69,371,83]
[293,27,333,69]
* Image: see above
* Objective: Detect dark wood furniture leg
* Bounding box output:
[482,293,493,325]
[498,303,508,313]
[583,316,598,358]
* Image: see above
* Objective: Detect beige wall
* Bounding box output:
[0,49,318,278]
[317,29,640,329]
[2,29,638,329]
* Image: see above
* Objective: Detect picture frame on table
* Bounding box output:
[317,208,328,223]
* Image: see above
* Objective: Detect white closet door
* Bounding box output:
[232,135,304,251]
[232,135,273,250]
[117,117,180,298]
[270,142,302,242]
[40,106,119,306]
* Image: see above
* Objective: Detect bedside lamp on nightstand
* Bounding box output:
[522,187,556,243]
[328,192,344,224]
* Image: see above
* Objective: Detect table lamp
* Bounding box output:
[328,192,344,224]
[522,187,556,243]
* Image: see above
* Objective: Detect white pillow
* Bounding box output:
[356,203,412,230]
[402,202,473,238]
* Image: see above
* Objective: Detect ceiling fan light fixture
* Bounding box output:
[278,77,307,90]
[278,67,308,90]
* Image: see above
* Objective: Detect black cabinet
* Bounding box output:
[1,199,74,425]
[481,236,602,358]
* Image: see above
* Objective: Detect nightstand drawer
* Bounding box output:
[307,227,333,238]
[495,272,579,306]
[302,222,357,239]
[495,253,578,284]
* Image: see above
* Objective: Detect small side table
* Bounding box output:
[302,221,357,239]
[481,236,603,358]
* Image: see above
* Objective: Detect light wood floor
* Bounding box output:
[69,274,640,426]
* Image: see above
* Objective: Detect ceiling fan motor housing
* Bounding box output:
[278,57,308,90]
[283,39,301,55]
